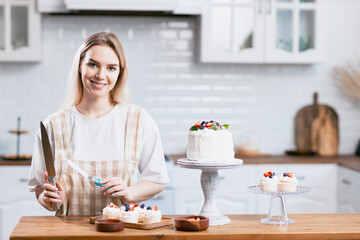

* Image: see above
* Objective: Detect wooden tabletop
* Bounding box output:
[10,214,360,240]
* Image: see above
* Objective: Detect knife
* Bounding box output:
[40,121,60,211]
[67,160,122,198]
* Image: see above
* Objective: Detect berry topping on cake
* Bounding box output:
[107,202,119,208]
[283,172,293,178]
[153,205,158,211]
[140,203,145,209]
[264,171,276,178]
[190,120,230,131]
[147,206,152,210]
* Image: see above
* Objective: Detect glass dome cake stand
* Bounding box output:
[178,158,243,225]
[248,185,310,225]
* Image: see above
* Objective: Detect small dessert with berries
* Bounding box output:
[278,172,298,192]
[142,205,162,224]
[135,203,148,223]
[102,202,121,220]
[260,171,278,192]
[186,120,234,163]
[119,202,139,223]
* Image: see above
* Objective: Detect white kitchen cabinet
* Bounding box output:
[0,166,53,240]
[0,0,41,62]
[200,0,325,63]
[256,164,338,214]
[338,166,360,213]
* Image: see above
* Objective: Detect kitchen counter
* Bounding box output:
[2,155,360,171]
[10,214,360,240]
[170,155,360,171]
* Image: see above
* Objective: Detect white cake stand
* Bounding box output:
[248,185,310,225]
[178,158,243,225]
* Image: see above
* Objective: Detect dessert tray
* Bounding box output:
[90,216,173,230]
[178,158,243,225]
[248,185,310,225]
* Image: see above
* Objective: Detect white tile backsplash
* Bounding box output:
[1,2,360,157]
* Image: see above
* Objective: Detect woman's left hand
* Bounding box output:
[99,177,133,201]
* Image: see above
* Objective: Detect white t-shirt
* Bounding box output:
[28,104,169,192]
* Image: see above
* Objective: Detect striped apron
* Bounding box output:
[49,104,144,216]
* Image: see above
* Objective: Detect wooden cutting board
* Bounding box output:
[295,92,339,156]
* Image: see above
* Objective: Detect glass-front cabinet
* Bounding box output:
[0,0,41,62]
[200,0,324,63]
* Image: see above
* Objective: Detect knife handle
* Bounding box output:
[48,176,60,211]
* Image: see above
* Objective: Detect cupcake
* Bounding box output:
[278,172,298,192]
[260,171,278,192]
[119,202,139,223]
[142,206,162,224]
[102,202,120,220]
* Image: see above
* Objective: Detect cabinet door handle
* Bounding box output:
[153,194,165,200]
[342,179,352,185]
[257,0,262,14]
[297,176,306,181]
[19,178,28,182]
[267,0,271,14]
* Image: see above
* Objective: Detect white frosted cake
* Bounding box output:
[186,121,234,163]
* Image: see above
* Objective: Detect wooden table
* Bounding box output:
[10,214,360,240]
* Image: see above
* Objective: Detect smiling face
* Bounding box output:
[79,45,120,102]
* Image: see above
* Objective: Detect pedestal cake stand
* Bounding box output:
[248,185,310,225]
[178,158,243,225]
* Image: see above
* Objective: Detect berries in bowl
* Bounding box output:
[174,216,209,231]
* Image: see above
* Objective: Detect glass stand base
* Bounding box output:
[261,217,295,225]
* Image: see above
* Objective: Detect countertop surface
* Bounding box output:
[2,155,360,171]
[10,214,360,240]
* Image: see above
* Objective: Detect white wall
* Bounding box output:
[1,0,360,156]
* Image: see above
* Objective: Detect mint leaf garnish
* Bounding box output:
[223,124,230,129]
[210,125,219,130]
[190,126,199,131]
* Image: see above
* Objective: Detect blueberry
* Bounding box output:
[125,205,130,211]
[210,120,214,122]
[269,175,273,178]
[216,122,219,126]
[147,206,152,210]
[201,121,205,125]
[199,126,205,130]
[124,202,130,208]
[140,203,145,209]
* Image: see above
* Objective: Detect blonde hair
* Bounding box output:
[60,32,130,110]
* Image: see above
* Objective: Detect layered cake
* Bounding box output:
[260,171,278,192]
[278,172,298,192]
[186,120,234,162]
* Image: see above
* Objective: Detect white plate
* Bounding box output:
[178,158,243,170]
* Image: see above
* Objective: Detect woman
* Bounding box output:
[28,32,169,216]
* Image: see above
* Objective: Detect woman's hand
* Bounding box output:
[100,177,133,201]
[41,172,66,211]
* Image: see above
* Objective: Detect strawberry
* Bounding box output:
[264,172,270,177]
[288,173,293,178]
[153,205,158,211]
[195,121,202,127]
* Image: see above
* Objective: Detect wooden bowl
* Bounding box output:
[95,219,125,232]
[174,216,209,231]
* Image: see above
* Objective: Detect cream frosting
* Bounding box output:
[186,128,234,162]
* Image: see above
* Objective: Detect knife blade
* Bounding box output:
[67,160,122,198]
[40,121,60,211]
